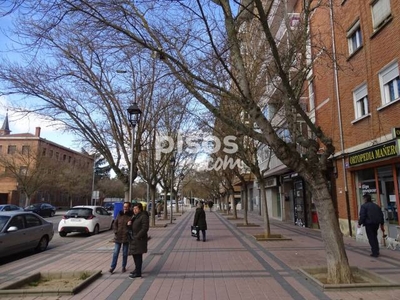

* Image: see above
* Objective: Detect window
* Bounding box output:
[7,145,16,154]
[42,148,46,156]
[19,166,28,175]
[353,83,369,118]
[25,214,42,228]
[379,62,400,105]
[8,215,24,230]
[371,0,391,30]
[347,20,362,55]
[49,150,53,158]
[22,145,30,155]
[0,145,2,153]
[63,154,66,161]
[55,152,59,160]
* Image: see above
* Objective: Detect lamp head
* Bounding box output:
[169,156,175,166]
[127,102,142,127]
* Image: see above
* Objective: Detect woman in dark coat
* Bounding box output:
[193,202,207,242]
[109,202,133,273]
[128,202,149,278]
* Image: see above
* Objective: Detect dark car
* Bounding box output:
[24,203,56,217]
[0,211,54,258]
[103,202,115,211]
[0,204,24,212]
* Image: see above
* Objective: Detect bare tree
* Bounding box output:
[0,0,353,283]
[0,147,56,207]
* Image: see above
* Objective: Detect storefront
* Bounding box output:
[348,138,400,238]
[281,172,312,227]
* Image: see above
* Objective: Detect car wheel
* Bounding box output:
[35,236,49,252]
[59,232,67,237]
[50,211,55,217]
[92,224,100,235]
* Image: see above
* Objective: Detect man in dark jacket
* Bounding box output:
[128,202,149,278]
[358,194,384,257]
[193,202,207,242]
[109,202,133,273]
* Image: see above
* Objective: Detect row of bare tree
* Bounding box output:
[0,0,353,283]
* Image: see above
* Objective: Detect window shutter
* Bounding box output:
[381,63,399,84]
[372,0,391,29]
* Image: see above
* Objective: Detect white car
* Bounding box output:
[58,206,114,237]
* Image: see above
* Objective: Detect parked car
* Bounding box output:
[58,205,114,237]
[24,203,56,217]
[103,202,115,211]
[0,211,54,259]
[0,204,24,212]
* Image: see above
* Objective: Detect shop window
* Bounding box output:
[355,168,376,211]
[377,166,397,224]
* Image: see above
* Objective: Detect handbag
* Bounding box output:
[191,226,198,237]
[356,226,363,235]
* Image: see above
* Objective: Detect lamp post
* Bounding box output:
[169,155,175,224]
[179,172,184,213]
[127,102,142,202]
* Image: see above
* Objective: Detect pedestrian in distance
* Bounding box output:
[109,202,133,274]
[193,202,207,242]
[358,193,385,257]
[128,202,149,278]
[156,201,163,218]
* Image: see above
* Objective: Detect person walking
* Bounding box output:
[358,193,385,257]
[109,202,133,274]
[193,202,207,242]
[128,202,149,278]
[156,201,163,218]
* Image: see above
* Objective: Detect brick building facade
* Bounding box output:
[0,113,94,208]
[312,0,400,237]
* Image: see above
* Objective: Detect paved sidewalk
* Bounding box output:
[1,208,400,299]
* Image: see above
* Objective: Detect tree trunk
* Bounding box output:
[163,191,168,220]
[309,177,353,283]
[259,181,271,237]
[24,192,30,207]
[149,185,157,227]
[243,183,249,225]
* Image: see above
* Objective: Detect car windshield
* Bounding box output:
[0,216,10,231]
[66,208,92,217]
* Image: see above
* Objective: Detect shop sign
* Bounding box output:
[282,172,299,181]
[392,128,400,138]
[392,128,400,154]
[348,140,398,166]
[265,177,278,188]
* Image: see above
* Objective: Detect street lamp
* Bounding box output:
[179,172,184,212]
[169,155,175,224]
[127,102,142,202]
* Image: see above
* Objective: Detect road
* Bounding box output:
[0,211,111,265]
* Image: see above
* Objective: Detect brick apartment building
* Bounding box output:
[0,113,94,208]
[311,0,400,237]
[234,0,399,239]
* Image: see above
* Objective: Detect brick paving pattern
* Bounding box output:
[1,208,400,299]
